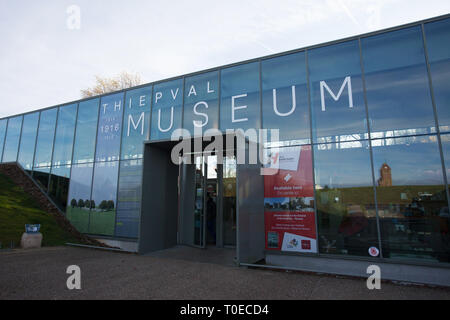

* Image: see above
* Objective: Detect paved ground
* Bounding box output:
[1,246,449,300]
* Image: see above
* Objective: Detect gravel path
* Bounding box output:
[0,246,449,300]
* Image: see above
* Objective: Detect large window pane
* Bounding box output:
[121,86,151,160]
[73,99,99,164]
[34,108,57,168]
[362,26,435,138]
[150,79,183,141]
[18,112,39,171]
[32,167,50,193]
[262,52,310,143]
[183,71,219,136]
[2,116,23,163]
[220,62,260,132]
[66,163,93,233]
[49,165,71,211]
[52,104,77,166]
[308,40,368,143]
[115,160,142,238]
[89,161,119,236]
[315,141,379,257]
[0,119,7,161]
[424,18,450,133]
[95,93,124,162]
[373,135,449,262]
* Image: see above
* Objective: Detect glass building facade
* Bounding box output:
[1,16,450,267]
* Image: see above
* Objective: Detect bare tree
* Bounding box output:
[81,71,142,98]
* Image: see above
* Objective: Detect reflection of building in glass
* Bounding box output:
[378,162,392,187]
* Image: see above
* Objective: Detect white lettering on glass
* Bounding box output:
[273,86,296,117]
[207,81,215,94]
[102,104,108,114]
[320,76,354,112]
[171,88,179,100]
[128,113,145,136]
[193,101,209,128]
[188,85,197,97]
[139,95,146,107]
[114,100,121,112]
[155,92,163,104]
[231,94,248,123]
[158,107,174,132]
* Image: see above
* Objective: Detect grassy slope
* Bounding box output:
[0,173,78,247]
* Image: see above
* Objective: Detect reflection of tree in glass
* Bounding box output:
[98,200,115,211]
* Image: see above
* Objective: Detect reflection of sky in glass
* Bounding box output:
[309,40,368,142]
[150,79,183,141]
[184,71,219,136]
[0,119,6,161]
[362,26,435,136]
[91,161,119,205]
[262,52,310,142]
[34,108,57,167]
[122,86,151,160]
[96,93,124,162]
[116,159,142,238]
[425,18,450,132]
[18,112,39,169]
[2,116,23,163]
[67,163,93,202]
[372,135,444,186]
[73,99,99,164]
[52,104,77,166]
[314,140,373,188]
[220,62,260,131]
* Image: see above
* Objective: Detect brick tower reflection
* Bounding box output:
[378,163,392,187]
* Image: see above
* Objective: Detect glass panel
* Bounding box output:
[373,135,449,262]
[2,116,23,163]
[49,165,71,211]
[73,99,99,164]
[223,155,237,246]
[441,134,450,183]
[220,62,260,132]
[89,161,119,236]
[18,112,39,171]
[66,163,93,233]
[52,104,77,166]
[361,26,435,138]
[115,159,142,238]
[262,52,310,143]
[95,93,124,162]
[315,141,379,257]
[424,18,450,133]
[150,79,183,141]
[308,40,368,143]
[183,71,219,136]
[0,119,7,161]
[32,167,50,193]
[194,155,205,247]
[121,86,151,160]
[34,108,57,168]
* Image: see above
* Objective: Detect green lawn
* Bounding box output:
[0,173,78,248]
[66,207,115,236]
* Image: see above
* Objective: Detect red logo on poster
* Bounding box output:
[301,240,311,250]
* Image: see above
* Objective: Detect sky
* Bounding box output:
[0,0,449,118]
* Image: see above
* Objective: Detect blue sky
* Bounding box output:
[0,0,449,118]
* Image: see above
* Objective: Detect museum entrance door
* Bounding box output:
[178,150,236,249]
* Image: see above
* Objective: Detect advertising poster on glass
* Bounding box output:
[263,145,317,253]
